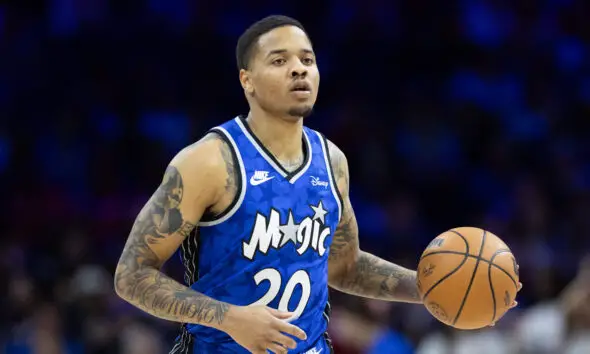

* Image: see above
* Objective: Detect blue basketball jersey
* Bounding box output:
[171,116,342,354]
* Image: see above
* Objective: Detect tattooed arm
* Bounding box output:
[326,141,422,303]
[114,134,308,352]
[114,134,233,328]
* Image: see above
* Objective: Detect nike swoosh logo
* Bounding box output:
[250,176,275,186]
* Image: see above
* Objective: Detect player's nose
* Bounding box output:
[290,61,307,78]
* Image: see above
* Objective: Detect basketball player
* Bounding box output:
[114,15,516,353]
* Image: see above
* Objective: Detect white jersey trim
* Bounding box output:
[235,117,287,178]
[287,129,312,183]
[316,131,342,223]
[199,126,247,227]
[235,116,313,184]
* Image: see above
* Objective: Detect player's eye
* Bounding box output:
[272,58,286,66]
[302,57,315,65]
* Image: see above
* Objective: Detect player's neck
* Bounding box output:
[245,111,303,163]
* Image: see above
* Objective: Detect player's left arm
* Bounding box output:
[326,140,422,303]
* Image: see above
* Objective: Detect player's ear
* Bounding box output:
[239,69,254,96]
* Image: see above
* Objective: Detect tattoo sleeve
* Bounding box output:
[114,164,231,326]
[327,141,421,303]
[333,250,421,303]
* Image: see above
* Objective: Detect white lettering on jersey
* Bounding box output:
[242,201,331,260]
[310,176,329,188]
[242,209,282,259]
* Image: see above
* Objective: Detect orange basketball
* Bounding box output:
[417,227,519,330]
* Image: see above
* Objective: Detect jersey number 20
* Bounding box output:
[250,268,311,320]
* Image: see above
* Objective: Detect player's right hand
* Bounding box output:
[223,305,307,354]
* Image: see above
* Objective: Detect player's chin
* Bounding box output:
[287,104,314,118]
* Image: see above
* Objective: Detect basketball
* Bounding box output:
[417,227,519,330]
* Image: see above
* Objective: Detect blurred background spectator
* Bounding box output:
[1,0,589,353]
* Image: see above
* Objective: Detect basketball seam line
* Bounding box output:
[420,250,518,287]
[422,231,470,301]
[488,256,497,324]
[452,230,487,326]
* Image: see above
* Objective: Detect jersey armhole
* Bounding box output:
[317,132,344,223]
[199,127,247,227]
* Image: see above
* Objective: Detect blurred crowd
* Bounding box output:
[2,0,590,353]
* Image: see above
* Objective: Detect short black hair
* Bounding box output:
[236,15,308,70]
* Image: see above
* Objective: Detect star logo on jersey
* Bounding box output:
[250,170,274,186]
[310,201,327,224]
[279,212,299,247]
[242,201,332,260]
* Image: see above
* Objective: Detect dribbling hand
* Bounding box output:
[223,305,307,354]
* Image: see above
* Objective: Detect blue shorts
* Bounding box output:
[300,332,334,354]
[170,329,334,354]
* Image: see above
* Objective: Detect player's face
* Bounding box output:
[244,26,319,119]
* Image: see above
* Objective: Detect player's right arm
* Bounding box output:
[114,134,229,325]
[114,133,306,354]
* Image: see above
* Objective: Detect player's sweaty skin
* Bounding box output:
[326,141,422,303]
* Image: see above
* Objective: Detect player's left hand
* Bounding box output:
[490,281,522,327]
